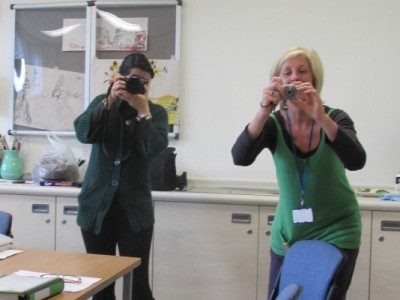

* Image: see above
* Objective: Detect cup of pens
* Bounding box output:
[0,136,24,180]
[0,150,23,180]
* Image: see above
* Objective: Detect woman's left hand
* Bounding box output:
[118,84,150,115]
[292,82,325,122]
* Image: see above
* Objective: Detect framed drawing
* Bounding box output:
[10,2,89,136]
[9,1,182,138]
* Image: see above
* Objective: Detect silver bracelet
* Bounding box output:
[136,113,152,122]
[260,101,276,113]
[260,101,272,108]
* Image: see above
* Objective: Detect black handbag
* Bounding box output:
[150,147,187,191]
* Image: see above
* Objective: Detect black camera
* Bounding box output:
[282,84,297,101]
[123,76,148,94]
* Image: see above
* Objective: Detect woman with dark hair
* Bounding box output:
[74,52,168,300]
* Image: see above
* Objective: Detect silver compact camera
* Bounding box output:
[282,84,297,101]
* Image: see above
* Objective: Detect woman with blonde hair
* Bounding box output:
[232,46,366,299]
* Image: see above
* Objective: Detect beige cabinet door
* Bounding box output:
[347,210,371,300]
[370,211,400,299]
[55,197,86,252]
[0,194,55,249]
[153,201,258,300]
[257,206,275,300]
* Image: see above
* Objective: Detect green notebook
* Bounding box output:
[0,274,64,300]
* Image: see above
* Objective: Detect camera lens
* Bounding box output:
[125,76,146,94]
[282,84,297,100]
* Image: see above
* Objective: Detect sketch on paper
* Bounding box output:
[62,17,148,51]
[60,19,85,51]
[14,65,84,131]
[91,59,180,126]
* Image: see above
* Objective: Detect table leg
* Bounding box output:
[122,271,133,300]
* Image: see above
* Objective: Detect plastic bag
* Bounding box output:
[32,133,79,183]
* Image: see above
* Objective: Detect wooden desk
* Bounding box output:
[0,249,141,300]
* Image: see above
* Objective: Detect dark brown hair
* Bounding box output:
[119,52,154,78]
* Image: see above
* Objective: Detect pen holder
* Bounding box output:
[0,150,23,180]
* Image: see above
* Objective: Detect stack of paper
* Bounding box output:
[14,270,101,293]
[0,234,13,251]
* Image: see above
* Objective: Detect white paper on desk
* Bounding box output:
[13,270,101,292]
[0,249,23,259]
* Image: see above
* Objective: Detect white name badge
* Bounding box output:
[292,206,314,223]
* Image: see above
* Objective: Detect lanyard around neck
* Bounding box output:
[285,111,315,206]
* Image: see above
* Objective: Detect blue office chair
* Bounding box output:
[0,210,13,238]
[269,240,347,300]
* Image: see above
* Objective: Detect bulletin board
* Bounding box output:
[9,1,182,138]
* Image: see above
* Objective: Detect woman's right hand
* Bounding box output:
[103,75,125,109]
[110,74,126,102]
[246,77,283,140]
[260,76,283,109]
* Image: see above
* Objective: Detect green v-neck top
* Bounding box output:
[269,111,361,255]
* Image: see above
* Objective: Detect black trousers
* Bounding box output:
[267,247,359,300]
[81,200,155,300]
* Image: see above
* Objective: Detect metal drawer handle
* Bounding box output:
[381,220,400,231]
[63,205,78,216]
[267,214,275,225]
[231,213,251,224]
[32,204,49,214]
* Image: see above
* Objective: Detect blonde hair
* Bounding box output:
[270,47,324,93]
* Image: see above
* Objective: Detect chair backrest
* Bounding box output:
[275,240,346,300]
[0,211,13,237]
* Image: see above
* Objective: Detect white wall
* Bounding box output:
[0,0,399,187]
